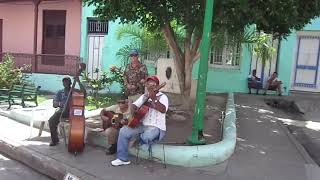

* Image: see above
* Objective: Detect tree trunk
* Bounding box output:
[184,50,192,94]
[162,24,185,93]
[161,24,201,98]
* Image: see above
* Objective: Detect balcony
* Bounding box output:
[0,53,81,76]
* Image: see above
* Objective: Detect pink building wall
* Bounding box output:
[0,0,81,56]
[0,3,34,53]
[37,0,81,55]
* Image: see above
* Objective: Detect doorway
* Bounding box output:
[42,10,66,66]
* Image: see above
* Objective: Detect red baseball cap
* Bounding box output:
[146,76,159,85]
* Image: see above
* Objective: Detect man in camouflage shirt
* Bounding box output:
[123,49,148,101]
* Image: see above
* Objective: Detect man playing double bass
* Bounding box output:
[48,76,86,146]
[111,76,169,166]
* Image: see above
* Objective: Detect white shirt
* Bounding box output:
[268,77,279,83]
[133,92,169,131]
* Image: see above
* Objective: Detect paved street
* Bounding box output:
[0,153,51,180]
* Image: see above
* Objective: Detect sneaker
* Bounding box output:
[111,159,131,166]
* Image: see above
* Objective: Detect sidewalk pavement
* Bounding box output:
[233,94,319,180]
[0,93,319,180]
[283,91,320,166]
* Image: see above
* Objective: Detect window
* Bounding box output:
[87,18,108,34]
[140,50,171,65]
[209,41,241,69]
[56,25,65,37]
[45,25,55,38]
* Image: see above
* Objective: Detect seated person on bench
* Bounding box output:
[100,98,132,155]
[263,72,282,96]
[248,69,262,93]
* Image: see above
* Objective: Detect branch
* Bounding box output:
[162,23,183,65]
[162,23,185,91]
[190,26,202,64]
[184,27,193,70]
[191,36,201,57]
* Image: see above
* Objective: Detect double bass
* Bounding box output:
[66,63,86,154]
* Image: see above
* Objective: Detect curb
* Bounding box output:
[129,93,237,167]
[0,135,100,180]
[277,121,317,165]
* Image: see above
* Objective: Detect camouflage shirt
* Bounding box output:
[124,62,148,96]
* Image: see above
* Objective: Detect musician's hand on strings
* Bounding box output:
[54,101,64,108]
[53,101,59,108]
[148,90,157,100]
[142,91,149,102]
[100,110,110,121]
[120,119,128,125]
[101,116,110,122]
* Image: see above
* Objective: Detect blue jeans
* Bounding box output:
[116,125,160,161]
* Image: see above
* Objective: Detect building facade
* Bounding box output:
[0,0,82,92]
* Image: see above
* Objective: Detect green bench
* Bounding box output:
[0,88,11,104]
[0,84,41,109]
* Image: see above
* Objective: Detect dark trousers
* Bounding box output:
[48,108,69,143]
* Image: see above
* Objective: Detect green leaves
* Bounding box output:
[84,0,320,39]
[251,32,276,65]
[81,65,125,109]
[83,0,320,92]
[0,54,29,89]
[115,24,169,64]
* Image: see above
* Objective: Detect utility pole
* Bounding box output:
[187,0,215,145]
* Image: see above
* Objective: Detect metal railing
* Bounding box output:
[0,52,81,76]
[88,19,108,34]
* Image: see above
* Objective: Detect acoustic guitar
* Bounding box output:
[128,82,166,128]
[101,111,124,130]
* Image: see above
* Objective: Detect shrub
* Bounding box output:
[0,54,30,89]
[82,65,125,109]
[109,65,125,95]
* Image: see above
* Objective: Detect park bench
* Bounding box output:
[0,85,24,107]
[248,78,263,94]
[247,78,278,95]
[21,84,41,108]
[0,88,10,104]
[0,84,40,109]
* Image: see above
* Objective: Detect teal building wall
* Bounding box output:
[278,17,320,94]
[192,44,252,93]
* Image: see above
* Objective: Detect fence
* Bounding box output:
[0,53,81,76]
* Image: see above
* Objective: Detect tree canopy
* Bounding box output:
[84,0,320,38]
[83,0,320,94]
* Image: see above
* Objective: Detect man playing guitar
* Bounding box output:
[100,99,132,155]
[111,76,169,166]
